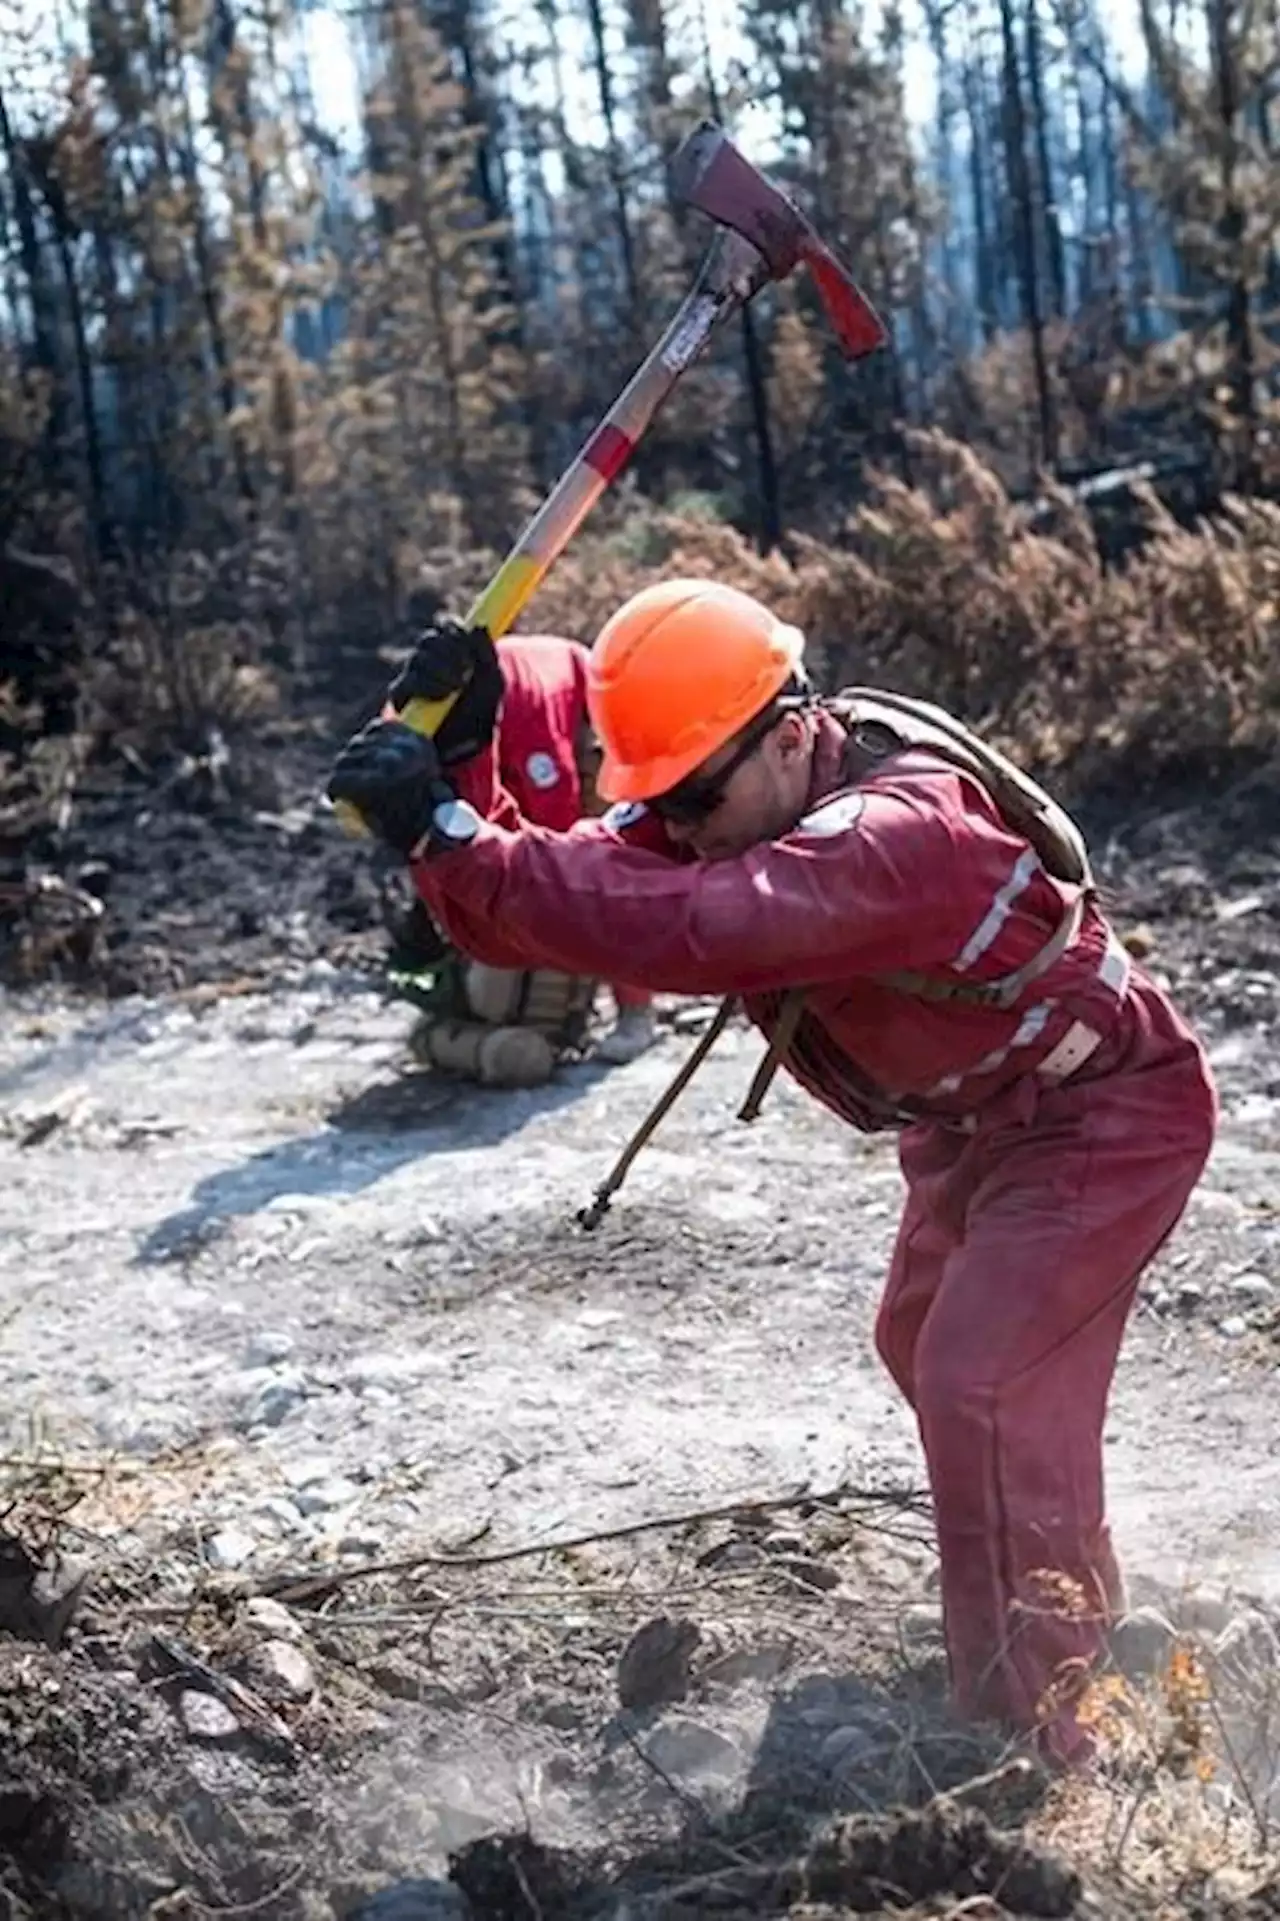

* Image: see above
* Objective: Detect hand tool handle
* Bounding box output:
[335,229,769,838]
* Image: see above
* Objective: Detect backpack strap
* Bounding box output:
[875,887,1087,1010]
[827,693,1096,1013]
[738,987,807,1121]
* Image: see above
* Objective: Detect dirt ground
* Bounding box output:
[3,738,1280,1918]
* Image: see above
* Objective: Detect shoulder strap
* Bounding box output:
[833,689,1095,891]
[828,690,1096,1013]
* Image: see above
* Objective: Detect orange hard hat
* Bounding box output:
[587,579,806,802]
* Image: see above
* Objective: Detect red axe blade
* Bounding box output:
[670,122,888,361]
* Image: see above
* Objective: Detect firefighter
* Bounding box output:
[395,630,657,1086]
[327,580,1216,1765]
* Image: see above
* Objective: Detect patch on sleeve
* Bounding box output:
[603,799,649,832]
[525,750,561,791]
[795,791,866,838]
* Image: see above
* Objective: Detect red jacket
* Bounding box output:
[413,711,1195,1129]
[490,636,591,832]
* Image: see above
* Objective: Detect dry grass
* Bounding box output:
[497,431,1280,791]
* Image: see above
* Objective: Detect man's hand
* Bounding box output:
[389,618,504,766]
[327,719,475,858]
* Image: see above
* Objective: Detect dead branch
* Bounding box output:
[257,1479,929,1605]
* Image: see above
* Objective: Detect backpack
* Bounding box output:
[827,688,1096,1011]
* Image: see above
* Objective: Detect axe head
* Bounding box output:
[671,121,888,362]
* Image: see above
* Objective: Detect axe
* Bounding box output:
[338,121,886,824]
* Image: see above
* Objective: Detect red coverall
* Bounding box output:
[490,636,650,1014]
[414,711,1216,1759]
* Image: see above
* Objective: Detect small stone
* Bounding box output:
[254,1639,316,1702]
[576,1308,625,1330]
[819,1721,881,1776]
[1228,1272,1273,1304]
[253,1496,306,1533]
[617,1615,701,1710]
[643,1717,743,1783]
[1175,1280,1206,1309]
[702,1645,792,1688]
[1219,1315,1249,1339]
[538,1699,584,1732]
[1110,1606,1176,1678]
[295,1476,360,1516]
[243,1596,303,1643]
[206,1527,256,1571]
[281,1454,336,1490]
[696,1538,765,1571]
[900,1603,944,1639]
[180,1689,241,1741]
[244,1330,296,1368]
[345,1351,430,1392]
[1175,1586,1236,1637]
[241,1367,308,1429]
[340,1532,383,1558]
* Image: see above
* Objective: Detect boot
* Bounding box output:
[596,1004,659,1065]
[420,1018,557,1088]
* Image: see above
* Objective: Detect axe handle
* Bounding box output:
[337,229,767,837]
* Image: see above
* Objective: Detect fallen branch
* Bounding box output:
[148,1632,299,1766]
[257,1479,929,1605]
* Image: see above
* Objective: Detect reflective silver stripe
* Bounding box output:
[1036,1019,1102,1083]
[925,999,1053,1097]
[919,918,1129,1106]
[954,847,1040,972]
[1098,928,1130,997]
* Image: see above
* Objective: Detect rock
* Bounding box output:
[819,1720,884,1777]
[205,1527,256,1571]
[644,1717,743,1783]
[760,1530,807,1556]
[1219,1315,1249,1338]
[1228,1272,1273,1304]
[253,1639,316,1702]
[900,1602,944,1640]
[1110,1606,1177,1678]
[179,1689,241,1741]
[1175,1280,1206,1310]
[346,1878,471,1921]
[281,1454,336,1489]
[295,1476,360,1516]
[1120,922,1158,958]
[345,1351,431,1392]
[1175,1586,1237,1637]
[244,1330,296,1368]
[253,1495,306,1533]
[696,1538,765,1572]
[0,1535,90,1647]
[702,1644,793,1688]
[617,1615,701,1710]
[340,1532,383,1558]
[240,1367,308,1429]
[243,1596,304,1643]
[538,1698,584,1732]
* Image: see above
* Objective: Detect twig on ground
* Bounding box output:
[148,1633,299,1766]
[257,1479,927,1604]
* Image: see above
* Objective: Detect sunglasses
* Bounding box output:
[650,706,786,826]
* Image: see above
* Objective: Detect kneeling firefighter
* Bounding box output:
[389,628,658,1087]
[328,578,1217,1765]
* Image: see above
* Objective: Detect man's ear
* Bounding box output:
[775,712,810,761]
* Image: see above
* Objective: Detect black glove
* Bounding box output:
[387,618,504,767]
[327,719,476,858]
